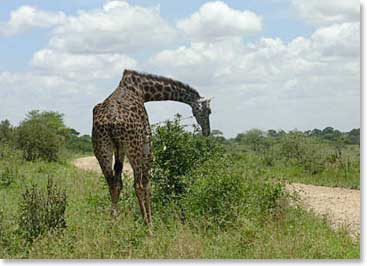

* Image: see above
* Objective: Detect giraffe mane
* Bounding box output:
[123,69,201,100]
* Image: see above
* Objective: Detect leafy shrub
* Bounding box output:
[0,119,16,145]
[0,143,23,161]
[18,178,67,242]
[16,110,67,162]
[151,115,222,204]
[0,166,19,188]
[182,156,287,228]
[279,133,326,175]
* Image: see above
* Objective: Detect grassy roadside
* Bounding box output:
[0,156,359,259]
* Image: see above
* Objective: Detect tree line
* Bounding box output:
[0,110,92,161]
[212,127,360,146]
[0,110,359,162]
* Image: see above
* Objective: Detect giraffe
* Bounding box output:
[92,69,211,232]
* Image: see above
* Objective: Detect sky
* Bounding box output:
[0,0,360,137]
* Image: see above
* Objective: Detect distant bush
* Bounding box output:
[18,178,67,242]
[16,110,67,161]
[234,129,268,152]
[151,115,223,205]
[65,128,93,154]
[279,133,326,175]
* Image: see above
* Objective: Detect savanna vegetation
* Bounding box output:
[0,111,360,258]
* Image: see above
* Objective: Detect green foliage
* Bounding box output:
[0,143,23,188]
[346,128,360,144]
[0,151,359,258]
[182,156,286,228]
[65,128,93,154]
[18,177,67,243]
[151,115,222,204]
[235,129,267,152]
[0,119,16,145]
[279,133,326,175]
[16,110,67,161]
[0,143,23,161]
[0,165,19,188]
[0,111,360,258]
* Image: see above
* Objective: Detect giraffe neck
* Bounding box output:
[121,70,201,106]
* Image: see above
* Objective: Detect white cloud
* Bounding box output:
[0,6,66,36]
[146,21,359,135]
[148,21,359,88]
[0,1,360,137]
[177,1,262,42]
[291,0,360,25]
[311,22,360,58]
[0,71,104,133]
[48,0,177,53]
[31,49,137,81]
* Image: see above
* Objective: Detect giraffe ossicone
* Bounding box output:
[92,69,212,230]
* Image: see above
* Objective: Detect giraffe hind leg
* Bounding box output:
[93,137,121,216]
[126,141,149,226]
[113,141,126,202]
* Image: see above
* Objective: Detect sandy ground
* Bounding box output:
[73,156,360,237]
[73,156,133,176]
[286,183,360,238]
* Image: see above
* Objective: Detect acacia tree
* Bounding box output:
[16,110,67,161]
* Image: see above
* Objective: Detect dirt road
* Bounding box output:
[286,183,360,238]
[73,156,360,237]
[73,156,133,176]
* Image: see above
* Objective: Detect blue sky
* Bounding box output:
[0,0,313,70]
[0,0,360,137]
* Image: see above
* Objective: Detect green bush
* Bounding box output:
[16,110,67,161]
[0,166,19,188]
[0,143,23,161]
[18,177,67,242]
[151,115,222,204]
[0,119,16,145]
[182,156,287,228]
[279,133,326,175]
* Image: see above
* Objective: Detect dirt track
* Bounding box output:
[73,156,133,176]
[286,183,360,238]
[73,156,360,237]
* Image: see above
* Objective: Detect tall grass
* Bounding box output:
[0,120,360,259]
[0,153,359,258]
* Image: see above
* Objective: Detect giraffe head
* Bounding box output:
[192,97,212,136]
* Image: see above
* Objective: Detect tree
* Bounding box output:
[347,128,360,145]
[310,128,322,137]
[211,129,226,143]
[241,129,266,152]
[16,110,67,161]
[321,127,342,142]
[267,129,278,138]
[0,119,15,144]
